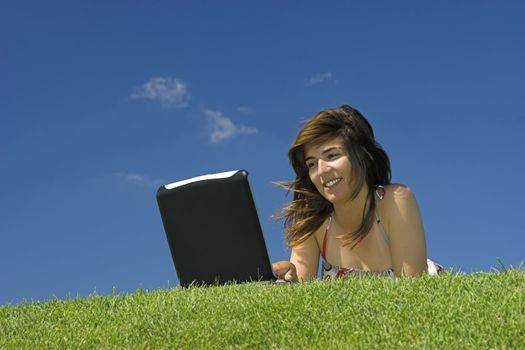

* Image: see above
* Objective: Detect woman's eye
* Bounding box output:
[327,152,339,160]
[306,162,315,169]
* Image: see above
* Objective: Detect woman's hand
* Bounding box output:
[272,261,298,282]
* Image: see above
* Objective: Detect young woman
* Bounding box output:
[272,105,443,281]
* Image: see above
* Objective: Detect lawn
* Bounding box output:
[1,270,524,349]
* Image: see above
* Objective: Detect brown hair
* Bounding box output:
[277,105,391,248]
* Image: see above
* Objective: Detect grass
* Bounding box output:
[1,270,524,349]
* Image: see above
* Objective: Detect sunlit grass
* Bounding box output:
[1,270,524,349]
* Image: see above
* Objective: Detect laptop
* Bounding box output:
[156,169,276,287]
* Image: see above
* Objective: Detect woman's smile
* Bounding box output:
[322,177,342,188]
[304,136,352,203]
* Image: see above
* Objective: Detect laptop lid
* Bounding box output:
[156,170,275,286]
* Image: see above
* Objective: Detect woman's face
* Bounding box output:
[304,136,353,204]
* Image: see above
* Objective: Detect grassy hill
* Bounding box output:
[1,270,524,349]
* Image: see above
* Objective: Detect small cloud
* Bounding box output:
[237,106,255,115]
[202,108,258,143]
[131,77,191,108]
[306,72,333,86]
[117,172,164,188]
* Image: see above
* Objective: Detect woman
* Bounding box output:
[272,104,443,282]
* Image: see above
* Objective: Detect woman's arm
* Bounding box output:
[272,231,320,282]
[383,184,428,277]
[290,233,320,280]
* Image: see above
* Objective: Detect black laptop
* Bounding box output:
[156,170,276,287]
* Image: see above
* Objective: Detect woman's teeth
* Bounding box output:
[324,178,342,188]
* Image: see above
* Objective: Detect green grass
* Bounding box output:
[1,270,524,349]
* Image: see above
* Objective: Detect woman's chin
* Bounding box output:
[323,189,352,205]
[322,191,342,204]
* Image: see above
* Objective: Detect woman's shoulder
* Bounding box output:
[376,183,419,216]
[310,216,331,245]
[380,183,416,199]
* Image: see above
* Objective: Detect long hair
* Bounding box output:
[276,105,391,248]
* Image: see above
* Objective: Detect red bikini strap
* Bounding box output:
[322,216,332,259]
[322,228,328,259]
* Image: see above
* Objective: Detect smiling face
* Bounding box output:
[304,136,354,205]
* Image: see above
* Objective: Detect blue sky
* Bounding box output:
[1,1,523,305]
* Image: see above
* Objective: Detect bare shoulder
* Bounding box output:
[377,184,420,224]
[311,217,330,243]
[379,182,415,202]
[378,184,427,276]
[291,219,326,253]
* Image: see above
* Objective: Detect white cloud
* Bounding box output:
[131,77,191,108]
[118,172,164,188]
[202,108,258,143]
[306,72,333,86]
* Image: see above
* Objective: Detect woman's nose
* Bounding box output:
[318,159,331,174]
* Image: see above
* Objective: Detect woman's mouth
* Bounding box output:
[323,178,342,188]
